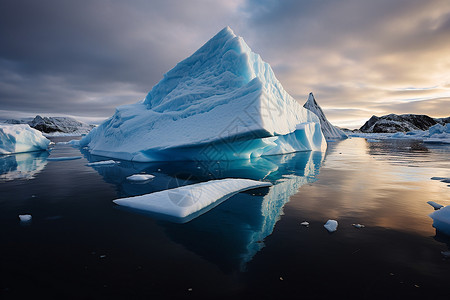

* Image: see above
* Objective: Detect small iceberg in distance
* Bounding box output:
[113,178,272,221]
[126,174,155,182]
[87,160,118,166]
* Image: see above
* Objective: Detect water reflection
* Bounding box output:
[83,150,324,270]
[0,151,49,181]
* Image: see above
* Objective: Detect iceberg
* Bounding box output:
[303,92,347,140]
[86,160,118,166]
[80,27,326,162]
[0,124,50,154]
[429,206,450,236]
[126,174,155,182]
[113,178,272,220]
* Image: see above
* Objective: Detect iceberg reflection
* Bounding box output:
[84,150,324,270]
[0,151,49,181]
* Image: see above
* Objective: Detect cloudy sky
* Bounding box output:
[1,0,449,128]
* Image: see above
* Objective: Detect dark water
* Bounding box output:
[0,137,449,299]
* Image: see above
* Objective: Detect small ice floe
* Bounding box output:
[300,221,309,227]
[324,220,338,232]
[427,201,444,210]
[126,174,155,182]
[429,206,450,236]
[47,156,82,161]
[87,160,118,166]
[366,139,381,143]
[18,214,32,222]
[352,223,365,228]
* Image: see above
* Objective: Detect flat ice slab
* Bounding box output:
[427,201,444,210]
[324,220,338,232]
[87,160,118,166]
[47,156,82,161]
[113,178,272,219]
[126,174,155,181]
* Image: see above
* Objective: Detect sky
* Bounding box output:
[1,0,449,129]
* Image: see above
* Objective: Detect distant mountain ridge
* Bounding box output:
[303,92,347,139]
[359,114,449,133]
[4,115,94,135]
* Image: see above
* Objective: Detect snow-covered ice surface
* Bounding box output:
[0,124,50,154]
[114,178,272,220]
[126,174,155,182]
[429,206,450,236]
[80,27,326,162]
[86,160,118,166]
[324,220,338,232]
[347,123,450,144]
[303,93,347,140]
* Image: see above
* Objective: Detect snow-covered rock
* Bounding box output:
[6,115,95,135]
[28,115,95,135]
[0,124,50,154]
[80,27,326,162]
[360,114,437,133]
[347,123,450,144]
[303,93,347,140]
[113,178,272,219]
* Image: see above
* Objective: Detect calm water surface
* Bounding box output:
[0,137,449,299]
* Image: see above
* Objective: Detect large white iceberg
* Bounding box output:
[113,178,272,219]
[0,124,50,154]
[80,27,326,162]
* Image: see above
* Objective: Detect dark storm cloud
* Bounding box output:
[0,0,243,119]
[0,0,449,128]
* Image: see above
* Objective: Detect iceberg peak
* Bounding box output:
[81,28,326,162]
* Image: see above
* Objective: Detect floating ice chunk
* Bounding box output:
[0,124,50,154]
[300,221,309,227]
[324,220,338,232]
[19,214,32,222]
[429,206,450,236]
[113,178,272,219]
[87,160,118,166]
[352,223,365,228]
[427,201,444,210]
[366,139,381,143]
[441,251,450,258]
[47,156,82,161]
[126,174,155,182]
